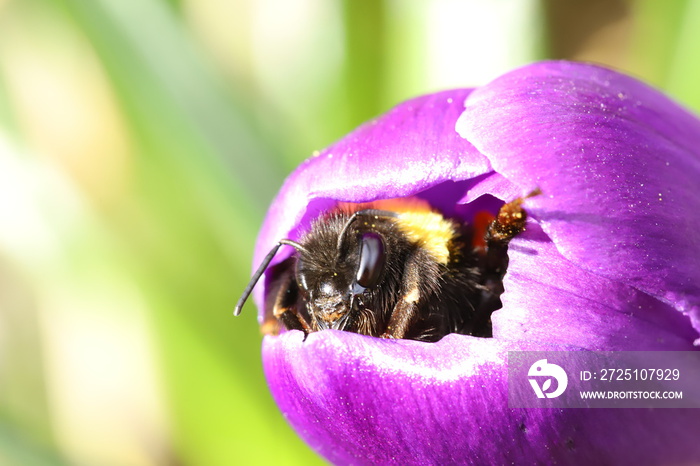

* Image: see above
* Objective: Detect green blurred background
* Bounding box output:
[0,0,698,465]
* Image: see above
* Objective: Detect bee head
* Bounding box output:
[296,223,389,331]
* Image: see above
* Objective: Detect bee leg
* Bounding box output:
[380,260,422,340]
[262,273,312,336]
[380,297,418,339]
[483,188,540,275]
[487,193,531,244]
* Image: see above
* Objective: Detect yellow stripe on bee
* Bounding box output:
[338,198,457,264]
[395,210,456,264]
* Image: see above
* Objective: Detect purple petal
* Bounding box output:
[456,61,700,334]
[264,331,700,464]
[496,221,698,350]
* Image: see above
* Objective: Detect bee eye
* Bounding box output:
[356,232,386,289]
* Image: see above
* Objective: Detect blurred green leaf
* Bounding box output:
[664,0,700,112]
[627,0,688,88]
[45,0,321,464]
[54,0,285,213]
[0,423,72,466]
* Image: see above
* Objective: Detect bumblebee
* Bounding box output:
[234,193,537,342]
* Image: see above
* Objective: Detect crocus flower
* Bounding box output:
[251,61,700,465]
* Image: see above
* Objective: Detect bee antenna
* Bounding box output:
[336,209,399,254]
[233,239,306,316]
